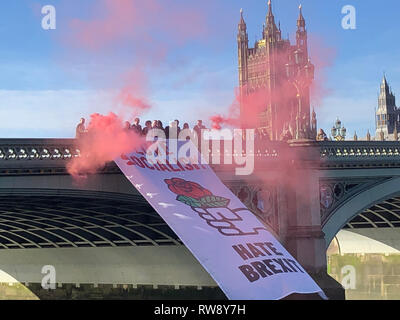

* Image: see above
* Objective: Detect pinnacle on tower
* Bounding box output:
[267,0,273,16]
[381,74,390,95]
[266,0,276,27]
[298,5,304,19]
[297,4,306,28]
[238,8,247,31]
[265,0,278,39]
[296,4,307,50]
[382,74,388,86]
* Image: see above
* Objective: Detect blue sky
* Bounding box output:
[0,0,399,138]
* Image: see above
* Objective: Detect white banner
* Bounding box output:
[114,141,326,300]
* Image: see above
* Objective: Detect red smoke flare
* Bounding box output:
[116,86,152,114]
[67,113,144,179]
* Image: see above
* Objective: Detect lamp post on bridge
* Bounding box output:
[285,50,315,141]
[331,118,347,141]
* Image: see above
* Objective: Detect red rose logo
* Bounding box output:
[164,178,230,209]
[165,178,212,200]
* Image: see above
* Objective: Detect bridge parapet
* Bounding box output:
[1,139,400,172]
[0,139,81,175]
[0,139,284,174]
[0,139,79,161]
[319,141,400,168]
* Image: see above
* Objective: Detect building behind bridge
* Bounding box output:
[237,1,317,141]
[376,75,400,141]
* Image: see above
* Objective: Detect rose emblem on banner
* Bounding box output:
[165,178,230,208]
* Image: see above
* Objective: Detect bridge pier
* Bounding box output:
[281,141,345,300]
[285,230,345,300]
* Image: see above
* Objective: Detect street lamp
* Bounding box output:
[331,118,347,141]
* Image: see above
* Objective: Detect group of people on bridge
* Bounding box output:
[75,117,288,145]
[75,117,208,140]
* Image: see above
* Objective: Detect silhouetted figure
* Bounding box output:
[193,120,206,136]
[175,119,181,135]
[131,118,142,135]
[76,118,87,139]
[142,120,152,136]
[181,123,191,141]
[165,121,171,139]
[165,121,173,139]
[165,120,180,139]
[193,120,206,150]
[149,120,165,139]
[123,121,131,131]
[157,120,164,130]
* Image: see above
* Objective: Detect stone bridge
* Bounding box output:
[0,138,399,299]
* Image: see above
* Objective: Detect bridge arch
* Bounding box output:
[323,176,400,247]
[0,190,221,298]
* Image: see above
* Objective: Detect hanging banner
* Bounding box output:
[114,140,326,300]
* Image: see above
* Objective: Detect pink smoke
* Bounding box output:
[67,113,144,178]
[117,89,151,113]
[66,0,207,52]
[114,68,153,120]
[210,38,335,134]
[61,0,209,178]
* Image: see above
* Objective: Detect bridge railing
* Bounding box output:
[0,139,81,173]
[0,139,80,161]
[0,138,285,174]
[1,139,400,171]
[0,139,284,162]
[319,141,400,162]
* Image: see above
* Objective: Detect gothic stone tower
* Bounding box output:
[376,75,400,140]
[238,1,315,140]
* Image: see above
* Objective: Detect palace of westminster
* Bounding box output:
[238,1,399,142]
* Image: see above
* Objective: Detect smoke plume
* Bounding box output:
[61,0,208,178]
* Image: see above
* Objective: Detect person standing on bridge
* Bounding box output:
[76,118,87,139]
[123,121,131,131]
[131,118,142,135]
[142,120,152,136]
